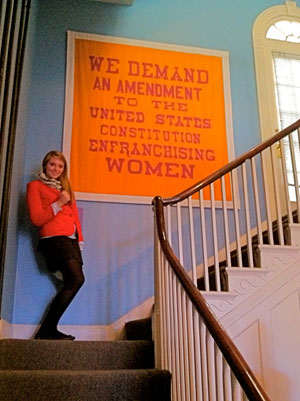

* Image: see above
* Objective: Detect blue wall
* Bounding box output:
[3,0,299,326]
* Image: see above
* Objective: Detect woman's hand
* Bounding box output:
[57,190,70,207]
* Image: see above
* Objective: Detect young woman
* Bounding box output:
[27,150,84,340]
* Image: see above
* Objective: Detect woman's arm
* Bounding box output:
[26,181,56,227]
[71,200,84,242]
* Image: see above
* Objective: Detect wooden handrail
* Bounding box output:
[153,195,271,401]
[162,119,300,205]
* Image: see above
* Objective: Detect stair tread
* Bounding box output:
[0,339,154,370]
[0,368,168,374]
[259,243,300,250]
[226,266,271,273]
[0,321,171,401]
[0,368,171,401]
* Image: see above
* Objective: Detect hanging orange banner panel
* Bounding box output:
[63,32,234,203]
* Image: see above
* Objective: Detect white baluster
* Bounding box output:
[187,299,197,401]
[177,203,184,264]
[242,162,254,267]
[182,290,191,401]
[207,332,217,401]
[193,309,203,401]
[270,147,284,244]
[231,170,242,267]
[216,348,225,401]
[210,183,221,291]
[261,151,274,245]
[279,139,293,224]
[251,157,263,245]
[199,190,210,290]
[188,196,197,285]
[289,132,300,217]
[200,322,209,401]
[221,175,231,267]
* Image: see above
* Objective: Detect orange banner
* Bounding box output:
[66,34,232,201]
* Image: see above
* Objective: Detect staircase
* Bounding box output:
[2,122,299,401]
[0,319,171,401]
[152,120,300,401]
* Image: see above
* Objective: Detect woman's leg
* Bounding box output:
[35,259,84,340]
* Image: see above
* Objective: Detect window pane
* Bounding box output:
[273,54,300,200]
[267,25,286,41]
[291,21,300,38]
[267,20,300,42]
[275,20,293,35]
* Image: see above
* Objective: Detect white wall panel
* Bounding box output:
[270,290,300,401]
[225,271,300,401]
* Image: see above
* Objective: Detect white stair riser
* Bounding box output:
[227,268,271,293]
[289,224,300,246]
[259,244,300,269]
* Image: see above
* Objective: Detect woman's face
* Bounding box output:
[45,157,65,179]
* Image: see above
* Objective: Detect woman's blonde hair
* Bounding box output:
[42,150,74,202]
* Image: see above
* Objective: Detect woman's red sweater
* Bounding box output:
[26,180,83,242]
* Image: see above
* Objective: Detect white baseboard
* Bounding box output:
[0,296,154,341]
[0,319,13,339]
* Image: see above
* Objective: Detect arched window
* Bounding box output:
[267,20,300,42]
[253,1,300,201]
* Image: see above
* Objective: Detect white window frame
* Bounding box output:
[253,1,300,141]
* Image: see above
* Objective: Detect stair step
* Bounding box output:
[0,369,171,401]
[226,266,271,292]
[258,244,300,269]
[125,317,152,340]
[200,291,239,319]
[0,339,154,370]
[286,223,300,246]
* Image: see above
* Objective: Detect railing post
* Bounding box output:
[153,207,162,369]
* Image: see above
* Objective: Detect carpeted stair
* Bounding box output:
[124,317,152,341]
[0,321,171,401]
